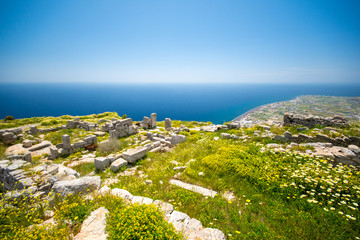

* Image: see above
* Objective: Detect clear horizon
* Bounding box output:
[0,0,359,84]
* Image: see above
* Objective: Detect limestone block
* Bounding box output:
[62,135,71,150]
[150,113,157,128]
[94,157,110,171]
[51,176,101,195]
[165,118,171,131]
[122,147,148,164]
[110,158,128,172]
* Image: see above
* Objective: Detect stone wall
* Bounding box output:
[283,113,348,128]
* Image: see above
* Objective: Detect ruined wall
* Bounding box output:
[283,113,349,128]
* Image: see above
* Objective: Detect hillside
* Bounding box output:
[0,106,360,239]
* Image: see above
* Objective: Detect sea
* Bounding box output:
[0,83,359,124]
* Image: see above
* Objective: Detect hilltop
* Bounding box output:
[0,98,360,240]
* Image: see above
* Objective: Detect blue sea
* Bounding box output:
[0,83,359,124]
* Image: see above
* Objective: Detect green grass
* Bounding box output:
[71,162,96,176]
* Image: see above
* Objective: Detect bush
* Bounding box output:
[98,139,128,155]
[4,116,15,121]
[107,204,182,240]
[122,114,127,119]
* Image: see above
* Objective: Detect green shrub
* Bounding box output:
[122,114,127,119]
[4,116,15,121]
[107,204,182,240]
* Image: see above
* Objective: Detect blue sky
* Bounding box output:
[0,0,359,84]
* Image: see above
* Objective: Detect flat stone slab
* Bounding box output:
[28,141,51,152]
[122,146,148,164]
[169,179,217,198]
[110,158,128,172]
[74,207,109,240]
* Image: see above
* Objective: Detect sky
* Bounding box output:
[0,0,359,84]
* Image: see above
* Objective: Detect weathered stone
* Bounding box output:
[22,139,32,148]
[284,131,292,140]
[220,133,231,139]
[153,200,174,215]
[183,218,203,239]
[143,116,151,129]
[196,228,226,240]
[284,113,348,128]
[150,113,157,128]
[165,118,172,130]
[94,157,110,171]
[74,207,109,240]
[111,188,133,201]
[27,141,51,152]
[273,135,287,143]
[170,134,187,145]
[49,147,60,160]
[110,158,128,172]
[62,135,71,150]
[51,176,101,195]
[168,211,191,232]
[348,145,360,154]
[169,179,217,197]
[30,126,39,135]
[122,146,148,164]
[132,196,154,205]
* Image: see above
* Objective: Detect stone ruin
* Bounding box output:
[0,128,23,145]
[50,134,98,160]
[101,118,139,139]
[165,118,172,131]
[142,113,157,129]
[283,113,349,128]
[66,118,97,131]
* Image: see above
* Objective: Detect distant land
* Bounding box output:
[233,95,360,126]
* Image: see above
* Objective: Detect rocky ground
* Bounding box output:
[1,107,360,239]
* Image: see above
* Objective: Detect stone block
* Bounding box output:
[110,158,128,172]
[122,146,148,164]
[94,157,110,171]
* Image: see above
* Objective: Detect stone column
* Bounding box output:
[143,117,151,129]
[62,134,71,150]
[150,113,157,128]
[165,118,172,131]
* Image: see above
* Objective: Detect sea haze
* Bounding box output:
[0,83,359,124]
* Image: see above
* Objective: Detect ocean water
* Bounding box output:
[0,83,359,124]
